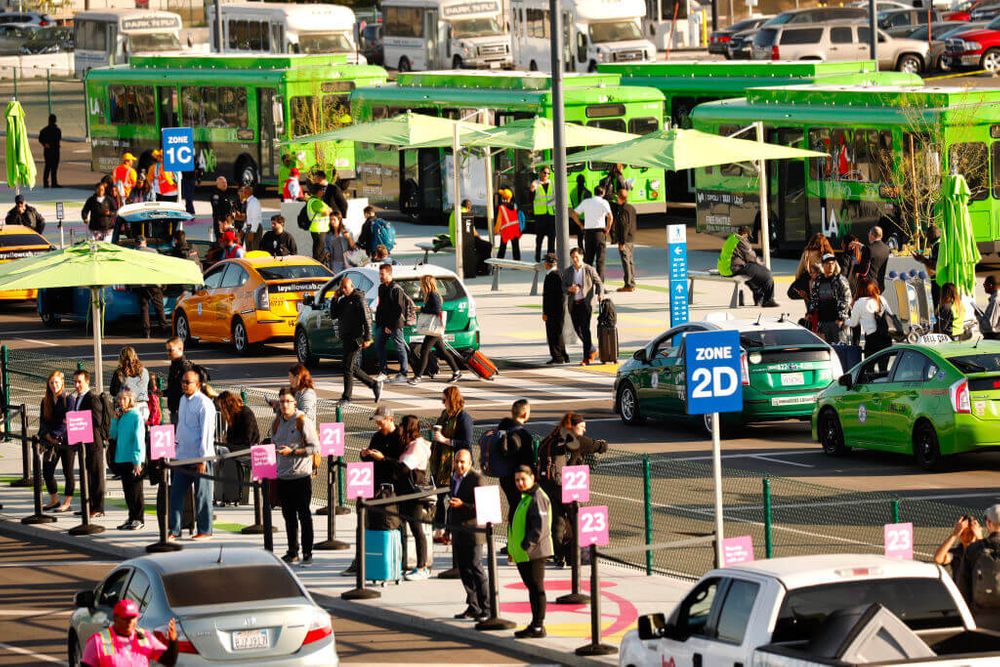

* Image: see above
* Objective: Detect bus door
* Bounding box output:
[769,128,807,247]
[258,89,280,181]
[424,9,440,68]
[271,22,284,53]
[417,148,442,221]
[109,23,122,64]
[158,86,178,128]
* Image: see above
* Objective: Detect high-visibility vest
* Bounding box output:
[718,234,740,277]
[495,204,522,243]
[113,164,137,198]
[95,627,154,665]
[306,196,331,233]
[149,163,177,196]
[949,299,966,338]
[532,180,554,216]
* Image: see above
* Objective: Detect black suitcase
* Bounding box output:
[597,298,618,363]
[214,446,250,506]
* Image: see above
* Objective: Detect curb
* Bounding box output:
[0,515,616,667]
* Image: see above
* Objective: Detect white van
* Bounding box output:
[73,9,184,77]
[208,2,365,64]
[510,0,655,72]
[382,0,511,71]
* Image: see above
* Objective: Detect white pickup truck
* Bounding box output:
[620,554,1000,667]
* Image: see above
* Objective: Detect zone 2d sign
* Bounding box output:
[684,329,743,415]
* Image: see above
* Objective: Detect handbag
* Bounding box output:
[416,311,446,336]
[344,247,368,267]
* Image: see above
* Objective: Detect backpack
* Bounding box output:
[296,204,311,231]
[536,432,568,485]
[371,217,396,252]
[973,541,1000,609]
[478,428,515,478]
[400,288,417,327]
[97,391,114,444]
[146,381,162,427]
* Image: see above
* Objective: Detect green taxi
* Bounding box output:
[812,341,1000,470]
[614,318,842,433]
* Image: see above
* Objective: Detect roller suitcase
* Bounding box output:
[461,348,498,381]
[365,529,403,585]
[214,446,250,506]
[597,298,618,363]
[832,343,863,373]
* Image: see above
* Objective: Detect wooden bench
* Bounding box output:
[688,270,751,308]
[485,257,544,296]
[415,240,455,264]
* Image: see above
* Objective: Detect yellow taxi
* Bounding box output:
[173,252,333,354]
[0,224,54,301]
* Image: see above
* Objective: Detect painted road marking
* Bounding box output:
[0,642,66,665]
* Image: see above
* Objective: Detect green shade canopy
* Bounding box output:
[408,117,638,151]
[936,173,981,297]
[280,111,492,147]
[562,127,826,171]
[5,100,36,191]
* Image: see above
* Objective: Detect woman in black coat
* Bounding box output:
[81,180,118,240]
[218,391,260,452]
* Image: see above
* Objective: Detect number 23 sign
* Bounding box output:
[578,505,610,547]
[884,522,913,560]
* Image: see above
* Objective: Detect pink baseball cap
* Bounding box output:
[114,599,141,619]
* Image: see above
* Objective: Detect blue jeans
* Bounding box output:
[169,463,213,536]
[375,326,408,375]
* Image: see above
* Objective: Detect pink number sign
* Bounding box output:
[474,485,503,526]
[722,535,755,566]
[578,505,610,547]
[318,422,345,457]
[562,465,590,503]
[250,444,277,481]
[884,522,914,560]
[65,410,94,445]
[346,461,374,500]
[149,425,176,460]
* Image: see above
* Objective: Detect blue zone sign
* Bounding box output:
[161,127,195,172]
[684,329,743,415]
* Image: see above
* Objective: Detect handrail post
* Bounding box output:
[556,501,590,604]
[892,498,901,524]
[1,346,10,439]
[342,498,380,600]
[241,476,272,535]
[262,478,274,552]
[69,441,105,535]
[763,476,773,559]
[11,404,31,486]
[574,545,617,656]
[475,522,516,631]
[21,436,56,525]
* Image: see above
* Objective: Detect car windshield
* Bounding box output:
[0,233,46,247]
[162,565,304,607]
[257,264,333,281]
[24,27,63,42]
[589,20,642,43]
[949,353,1000,374]
[730,17,763,31]
[740,328,825,348]
[396,277,467,303]
[451,17,502,38]
[765,12,797,25]
[298,32,352,53]
[128,32,181,52]
[116,220,176,246]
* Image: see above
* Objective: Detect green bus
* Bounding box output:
[348,70,665,221]
[690,84,1000,257]
[598,61,923,209]
[85,54,388,187]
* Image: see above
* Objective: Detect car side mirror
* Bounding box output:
[637,613,667,641]
[302,294,314,306]
[74,590,95,609]
[633,349,646,363]
[838,373,853,389]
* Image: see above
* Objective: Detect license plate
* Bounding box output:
[232,629,268,651]
[489,62,501,69]
[781,372,805,387]
[771,394,814,407]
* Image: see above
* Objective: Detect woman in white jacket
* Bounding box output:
[846,277,893,360]
[398,414,432,581]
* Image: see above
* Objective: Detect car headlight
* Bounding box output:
[965,40,982,51]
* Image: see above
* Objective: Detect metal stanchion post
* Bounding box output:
[556,501,589,604]
[315,456,348,550]
[262,478,274,552]
[22,437,55,524]
[343,498,380,600]
[1,346,10,439]
[11,405,31,486]
[475,522,515,631]
[241,479,272,534]
[575,545,617,656]
[147,462,182,552]
[69,442,105,535]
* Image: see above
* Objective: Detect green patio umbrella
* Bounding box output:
[0,241,203,389]
[280,111,492,146]
[408,117,638,151]
[5,100,36,192]
[935,173,981,297]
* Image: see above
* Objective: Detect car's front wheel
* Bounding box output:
[982,48,1000,73]
[231,317,253,355]
[617,382,643,425]
[295,327,317,368]
[819,409,849,456]
[913,421,942,471]
[174,310,193,345]
[40,310,60,327]
[67,631,80,667]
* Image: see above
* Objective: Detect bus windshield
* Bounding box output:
[128,33,181,52]
[450,17,502,38]
[589,20,642,43]
[298,32,353,53]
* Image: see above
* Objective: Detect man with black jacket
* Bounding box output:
[210,177,235,240]
[374,263,409,383]
[259,215,298,257]
[164,337,193,425]
[331,276,383,404]
[70,370,107,516]
[960,504,1000,630]
[610,188,637,292]
[448,448,489,622]
[860,225,891,294]
[5,195,45,232]
[542,253,570,365]
[494,399,536,522]
[316,169,349,218]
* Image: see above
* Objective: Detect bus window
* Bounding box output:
[77,20,107,51]
[993,142,1000,200]
[181,86,203,126]
[670,96,712,130]
[526,9,550,38]
[219,87,249,128]
[229,19,270,51]
[291,97,323,137]
[108,85,154,126]
[322,95,351,131]
[588,118,626,172]
[385,6,425,38]
[808,128,833,181]
[628,117,658,135]
[949,142,989,201]
[904,133,939,186]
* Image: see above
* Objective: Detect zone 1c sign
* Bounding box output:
[161,127,195,172]
[684,329,743,415]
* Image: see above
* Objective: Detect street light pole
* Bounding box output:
[867,0,877,60]
[548,0,570,268]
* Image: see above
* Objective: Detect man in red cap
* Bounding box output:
[81,598,178,666]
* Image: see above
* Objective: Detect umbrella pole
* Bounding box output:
[453,122,464,278]
[756,122,772,271]
[485,148,495,249]
[90,286,104,391]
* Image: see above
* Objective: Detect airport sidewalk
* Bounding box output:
[0,452,692,666]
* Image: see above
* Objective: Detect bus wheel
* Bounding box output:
[896,53,922,74]
[982,48,1000,73]
[235,156,259,188]
[398,57,411,72]
[452,55,464,69]
[529,60,538,71]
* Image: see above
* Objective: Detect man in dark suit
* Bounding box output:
[861,225,891,294]
[70,369,107,516]
[448,449,489,622]
[542,253,569,365]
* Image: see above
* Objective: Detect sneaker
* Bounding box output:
[474,612,490,623]
[191,533,213,541]
[116,521,131,530]
[761,299,780,308]
[454,608,478,620]
[449,371,462,383]
[300,555,313,567]
[513,626,547,639]
[545,359,561,365]
[407,376,421,385]
[374,372,388,382]
[392,373,408,384]
[404,567,430,581]
[336,398,351,408]
[281,552,300,564]
[125,520,144,531]
[372,380,383,403]
[340,559,358,576]
[589,351,599,363]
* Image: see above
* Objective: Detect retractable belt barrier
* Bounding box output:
[5,404,30,489]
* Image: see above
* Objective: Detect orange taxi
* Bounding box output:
[0,224,54,301]
[172,252,333,354]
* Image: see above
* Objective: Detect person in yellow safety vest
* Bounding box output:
[81,598,178,667]
[147,150,178,202]
[112,153,138,203]
[530,167,556,261]
[306,183,332,262]
[937,282,973,340]
[494,187,523,260]
[718,226,778,307]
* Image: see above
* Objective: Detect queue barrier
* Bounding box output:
[5,403,30,489]
[21,436,55,526]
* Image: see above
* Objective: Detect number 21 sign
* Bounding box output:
[578,505,609,547]
[345,461,374,500]
[318,422,345,457]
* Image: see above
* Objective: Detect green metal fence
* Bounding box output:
[0,345,981,580]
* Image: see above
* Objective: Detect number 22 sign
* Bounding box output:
[562,465,590,503]
[345,461,374,500]
[884,522,913,560]
[578,505,610,547]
